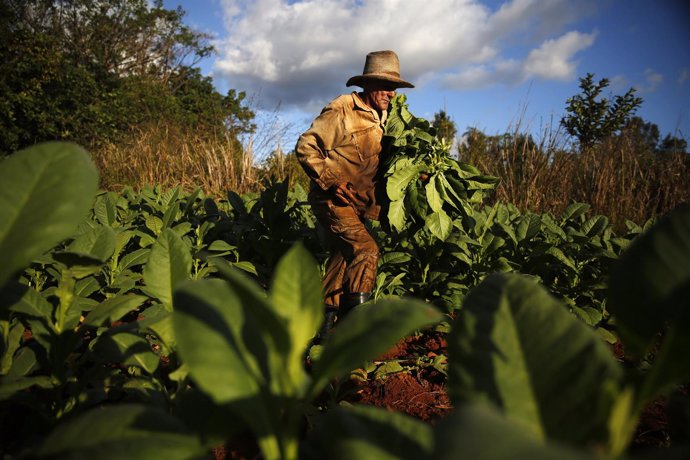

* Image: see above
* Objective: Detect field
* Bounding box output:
[1,139,689,460]
[4,4,690,457]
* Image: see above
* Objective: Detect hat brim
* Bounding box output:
[346,74,414,89]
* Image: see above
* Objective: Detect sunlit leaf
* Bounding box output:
[0,142,98,287]
[143,229,192,309]
[448,273,622,446]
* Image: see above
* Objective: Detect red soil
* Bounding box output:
[347,331,452,422]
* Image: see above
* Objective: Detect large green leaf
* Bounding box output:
[93,192,119,227]
[34,404,203,460]
[1,318,24,374]
[211,259,291,365]
[516,213,542,242]
[608,204,690,355]
[561,202,591,222]
[438,173,466,212]
[388,199,407,232]
[173,277,283,456]
[0,142,98,288]
[66,225,116,262]
[545,246,577,272]
[268,243,322,391]
[386,164,421,201]
[161,187,181,229]
[425,211,452,241]
[119,248,150,271]
[173,278,263,403]
[404,182,426,221]
[5,282,54,320]
[83,295,147,327]
[93,331,160,374]
[302,404,433,460]
[424,177,443,213]
[583,215,609,237]
[310,298,443,396]
[142,228,192,309]
[541,214,568,241]
[608,204,690,402]
[448,273,622,446]
[434,403,593,460]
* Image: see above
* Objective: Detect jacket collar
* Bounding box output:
[351,92,388,125]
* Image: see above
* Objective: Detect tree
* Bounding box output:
[0,0,254,155]
[560,73,643,151]
[622,116,660,155]
[0,2,119,152]
[659,134,688,155]
[432,110,457,143]
[457,127,489,163]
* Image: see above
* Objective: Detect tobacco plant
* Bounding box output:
[3,138,685,459]
[381,94,499,240]
[303,203,690,460]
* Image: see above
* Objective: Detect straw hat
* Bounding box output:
[346,50,414,89]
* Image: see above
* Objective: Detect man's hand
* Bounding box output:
[332,182,358,206]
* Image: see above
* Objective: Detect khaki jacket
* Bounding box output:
[295,92,387,220]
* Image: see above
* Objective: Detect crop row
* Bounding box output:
[1,143,688,459]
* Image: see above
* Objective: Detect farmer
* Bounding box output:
[295,50,414,334]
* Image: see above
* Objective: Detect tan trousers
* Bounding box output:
[312,200,380,308]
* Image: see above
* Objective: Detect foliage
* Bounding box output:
[560,73,643,150]
[382,94,499,240]
[621,117,688,156]
[659,133,688,155]
[432,110,457,143]
[172,244,443,459]
[307,204,690,460]
[373,201,639,343]
[0,143,319,456]
[444,204,690,459]
[0,0,255,155]
[456,121,689,230]
[0,142,444,459]
[2,141,688,459]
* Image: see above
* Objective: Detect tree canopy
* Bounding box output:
[560,73,643,151]
[0,0,255,155]
[433,110,457,144]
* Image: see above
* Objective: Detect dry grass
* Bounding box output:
[92,120,688,229]
[462,124,690,228]
[91,124,258,196]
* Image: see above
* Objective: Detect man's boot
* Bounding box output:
[314,305,338,343]
[339,292,372,318]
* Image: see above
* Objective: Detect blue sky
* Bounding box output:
[163,0,689,155]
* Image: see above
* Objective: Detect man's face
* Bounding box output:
[362,81,397,112]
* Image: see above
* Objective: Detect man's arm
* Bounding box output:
[295,104,345,192]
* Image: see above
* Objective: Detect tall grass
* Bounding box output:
[92,118,688,229]
[91,104,308,196]
[460,123,690,229]
[92,124,257,196]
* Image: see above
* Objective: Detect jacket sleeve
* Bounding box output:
[295,103,345,191]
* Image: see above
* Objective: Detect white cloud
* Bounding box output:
[610,74,630,91]
[213,0,597,111]
[678,68,689,85]
[523,31,597,80]
[634,68,663,93]
[645,69,663,91]
[442,30,596,88]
